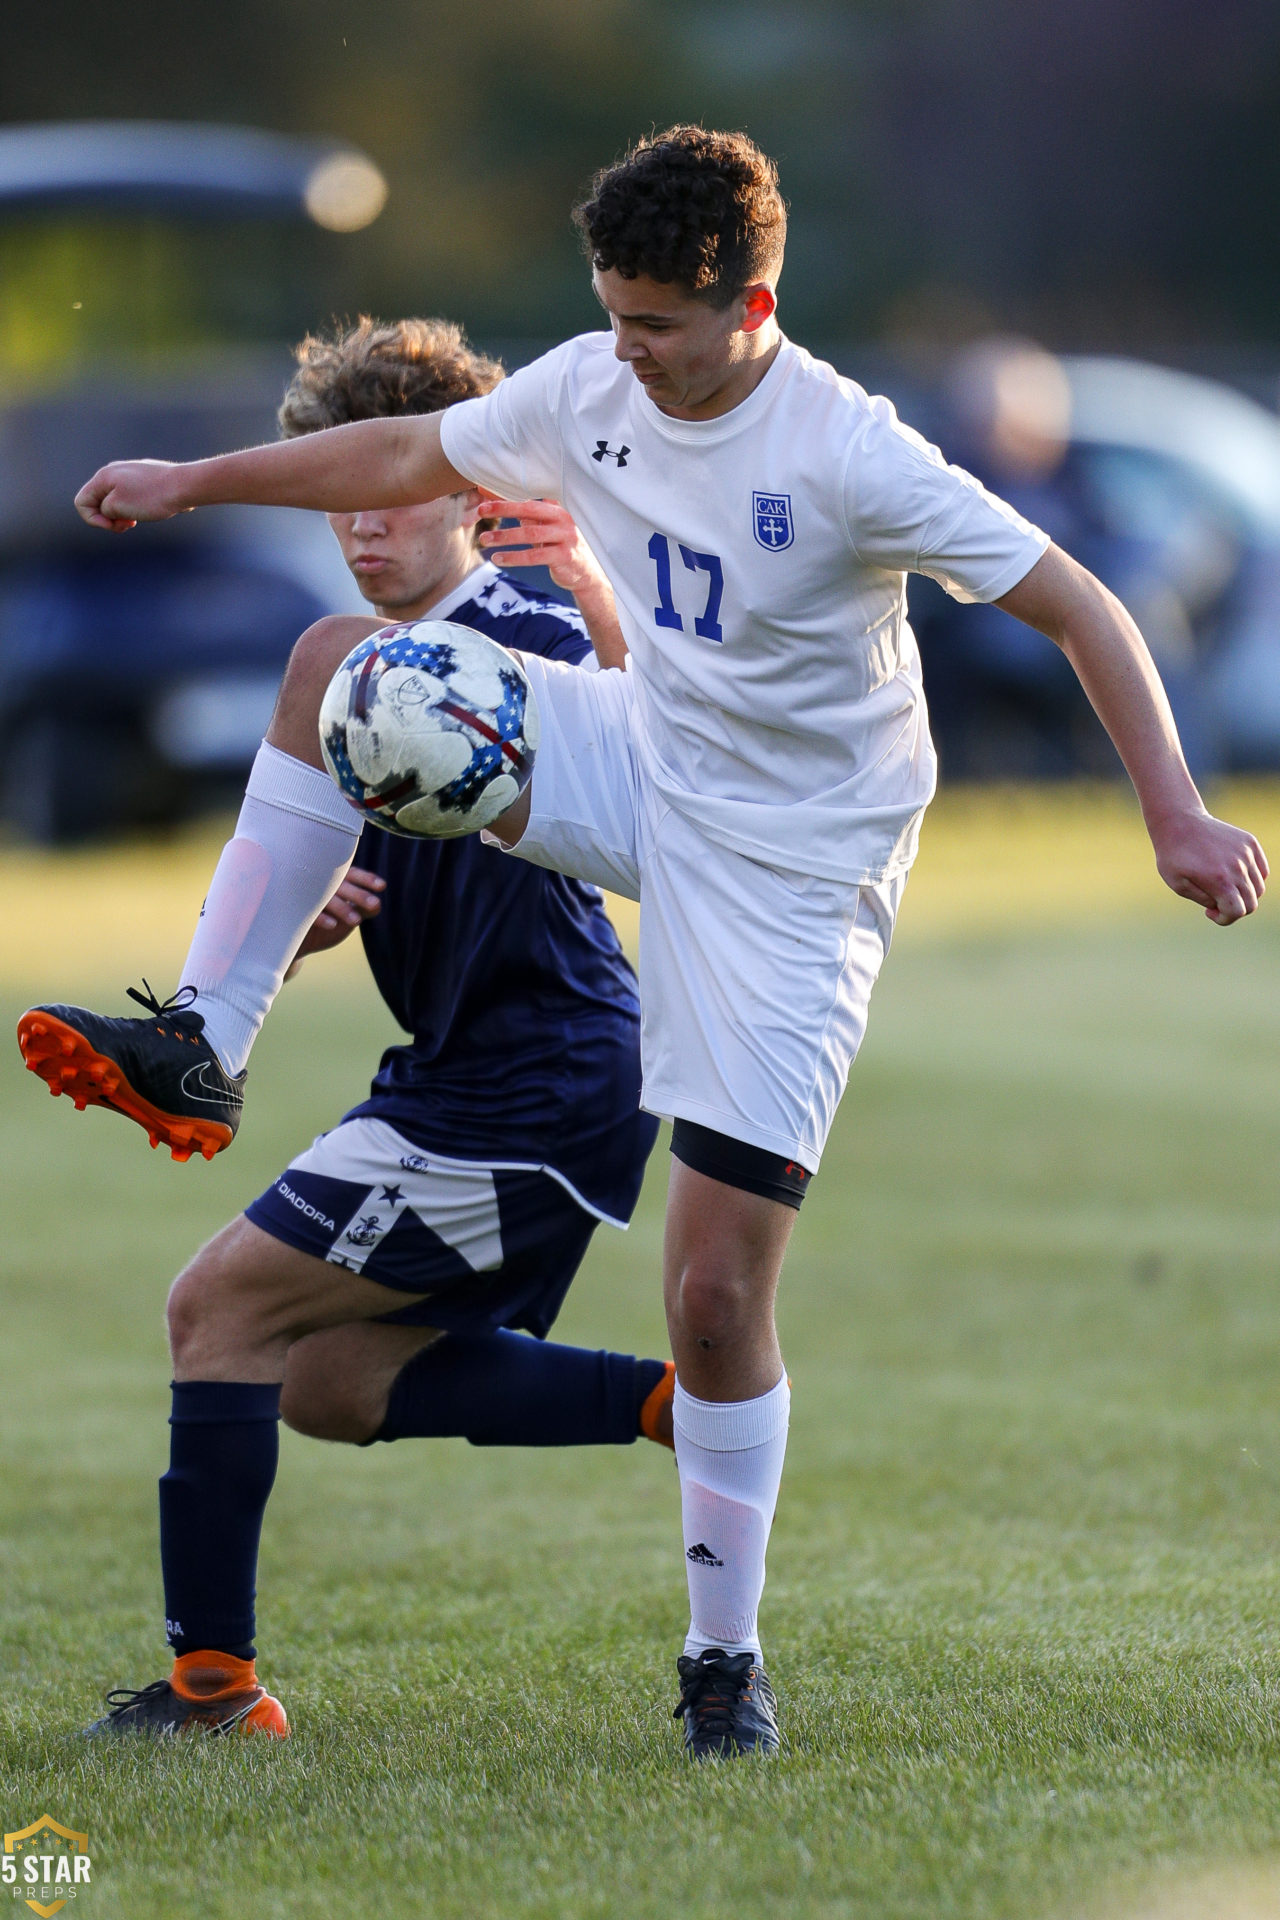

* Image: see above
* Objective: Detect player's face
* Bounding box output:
[592,267,777,420]
[326,491,481,618]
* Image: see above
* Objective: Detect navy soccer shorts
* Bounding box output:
[244,1115,598,1338]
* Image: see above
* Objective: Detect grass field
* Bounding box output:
[2,784,1280,1920]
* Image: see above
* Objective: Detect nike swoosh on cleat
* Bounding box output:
[180,1063,244,1108]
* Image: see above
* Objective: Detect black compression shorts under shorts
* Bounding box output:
[669,1119,814,1210]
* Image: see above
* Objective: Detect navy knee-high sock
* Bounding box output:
[158,1381,281,1659]
[375,1332,667,1447]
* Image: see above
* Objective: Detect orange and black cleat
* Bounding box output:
[16,982,244,1163]
[83,1652,289,1738]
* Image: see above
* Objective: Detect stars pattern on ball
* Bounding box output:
[318,619,538,840]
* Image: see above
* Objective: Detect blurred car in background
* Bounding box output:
[0,122,379,841]
[6,133,1280,846]
[900,339,1280,781]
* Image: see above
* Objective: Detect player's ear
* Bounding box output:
[740,284,777,334]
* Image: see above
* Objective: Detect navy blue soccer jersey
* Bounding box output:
[343,562,657,1227]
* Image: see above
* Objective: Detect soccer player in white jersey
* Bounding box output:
[67,126,1267,1759]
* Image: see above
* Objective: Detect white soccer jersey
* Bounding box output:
[441,333,1049,884]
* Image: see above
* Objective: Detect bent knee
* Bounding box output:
[267,614,382,765]
[289,614,379,677]
[166,1261,220,1369]
[165,1219,300,1371]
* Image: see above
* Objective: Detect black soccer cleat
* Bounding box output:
[17,982,245,1162]
[673,1648,781,1760]
[82,1655,288,1738]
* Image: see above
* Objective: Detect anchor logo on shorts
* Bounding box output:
[344,1214,381,1247]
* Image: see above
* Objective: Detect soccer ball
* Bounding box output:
[318,620,539,838]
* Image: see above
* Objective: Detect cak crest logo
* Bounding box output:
[3,1817,92,1916]
[753,491,793,551]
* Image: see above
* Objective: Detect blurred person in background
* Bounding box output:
[913,335,1243,776]
[20,317,674,1740]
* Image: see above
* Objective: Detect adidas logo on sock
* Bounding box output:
[686,1542,724,1568]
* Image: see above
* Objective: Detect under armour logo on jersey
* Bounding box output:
[753,491,794,551]
[592,441,631,466]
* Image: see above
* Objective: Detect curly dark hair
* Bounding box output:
[572,125,786,308]
[278,315,503,437]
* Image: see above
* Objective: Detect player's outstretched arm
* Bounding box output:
[996,544,1268,925]
[476,496,629,670]
[74,415,468,531]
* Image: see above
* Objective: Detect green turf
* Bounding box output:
[3,904,1280,1919]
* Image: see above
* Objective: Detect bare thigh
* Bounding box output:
[167,1215,439,1382]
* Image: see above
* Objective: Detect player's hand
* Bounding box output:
[294,867,386,958]
[476,498,609,600]
[1150,808,1268,925]
[74,459,190,531]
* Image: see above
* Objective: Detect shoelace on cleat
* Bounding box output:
[97,1677,259,1733]
[674,1657,761,1740]
[125,980,203,1040]
[101,1680,173,1720]
[126,980,198,1019]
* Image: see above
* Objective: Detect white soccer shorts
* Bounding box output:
[502,655,906,1171]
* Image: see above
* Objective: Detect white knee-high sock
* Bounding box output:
[180,743,361,1075]
[674,1372,790,1659]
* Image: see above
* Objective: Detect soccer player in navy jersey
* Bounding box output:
[50,129,1268,1759]
[21,318,672,1738]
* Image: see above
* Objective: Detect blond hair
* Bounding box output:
[278,315,502,436]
